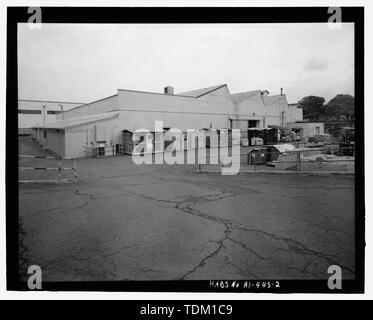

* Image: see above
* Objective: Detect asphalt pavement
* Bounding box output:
[19,144,355,281]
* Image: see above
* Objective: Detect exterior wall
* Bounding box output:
[60,102,234,158]
[45,129,65,157]
[235,93,282,127]
[115,109,231,131]
[230,117,264,130]
[114,86,237,131]
[64,117,122,158]
[240,92,264,107]
[65,129,90,158]
[264,95,303,124]
[267,96,292,125]
[236,93,303,127]
[286,122,325,137]
[289,106,303,122]
[32,117,120,158]
[58,95,119,120]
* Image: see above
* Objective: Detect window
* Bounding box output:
[47,110,61,115]
[18,109,41,114]
[315,126,320,135]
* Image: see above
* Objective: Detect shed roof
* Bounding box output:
[33,112,119,129]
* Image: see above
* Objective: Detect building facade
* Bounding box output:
[31,84,303,158]
[286,121,325,140]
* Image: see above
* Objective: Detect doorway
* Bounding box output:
[248,120,260,128]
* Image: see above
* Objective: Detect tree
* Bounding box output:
[298,96,326,121]
[325,94,354,120]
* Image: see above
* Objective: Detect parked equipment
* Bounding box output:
[247,128,279,146]
[248,148,268,165]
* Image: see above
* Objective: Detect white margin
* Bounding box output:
[0,0,370,300]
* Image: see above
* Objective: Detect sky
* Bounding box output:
[18,23,354,104]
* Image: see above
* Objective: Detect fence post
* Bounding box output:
[297,151,301,171]
[58,159,61,181]
[74,160,77,181]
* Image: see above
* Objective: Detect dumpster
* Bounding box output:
[248,147,268,165]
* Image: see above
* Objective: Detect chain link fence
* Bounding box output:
[197,143,354,174]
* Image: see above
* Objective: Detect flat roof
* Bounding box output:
[33,112,119,129]
[19,99,85,104]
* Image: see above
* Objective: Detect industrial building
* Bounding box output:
[31,84,303,158]
[286,121,325,141]
[18,99,84,134]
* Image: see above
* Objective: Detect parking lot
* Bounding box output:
[18,137,355,281]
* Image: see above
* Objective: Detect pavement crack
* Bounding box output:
[172,198,354,275]
[226,237,266,261]
[74,189,95,200]
[179,224,230,280]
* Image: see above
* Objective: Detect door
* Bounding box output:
[111,126,120,146]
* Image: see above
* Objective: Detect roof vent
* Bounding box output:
[164,86,174,95]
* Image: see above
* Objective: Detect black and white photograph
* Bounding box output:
[2,3,368,299]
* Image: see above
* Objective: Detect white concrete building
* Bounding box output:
[230,90,303,129]
[31,84,303,158]
[286,121,325,139]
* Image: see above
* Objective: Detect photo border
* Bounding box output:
[6,6,365,293]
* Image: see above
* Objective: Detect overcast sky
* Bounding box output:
[18,23,354,104]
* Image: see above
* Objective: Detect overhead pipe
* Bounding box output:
[58,104,64,120]
[42,104,46,128]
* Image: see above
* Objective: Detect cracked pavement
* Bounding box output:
[19,153,355,281]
